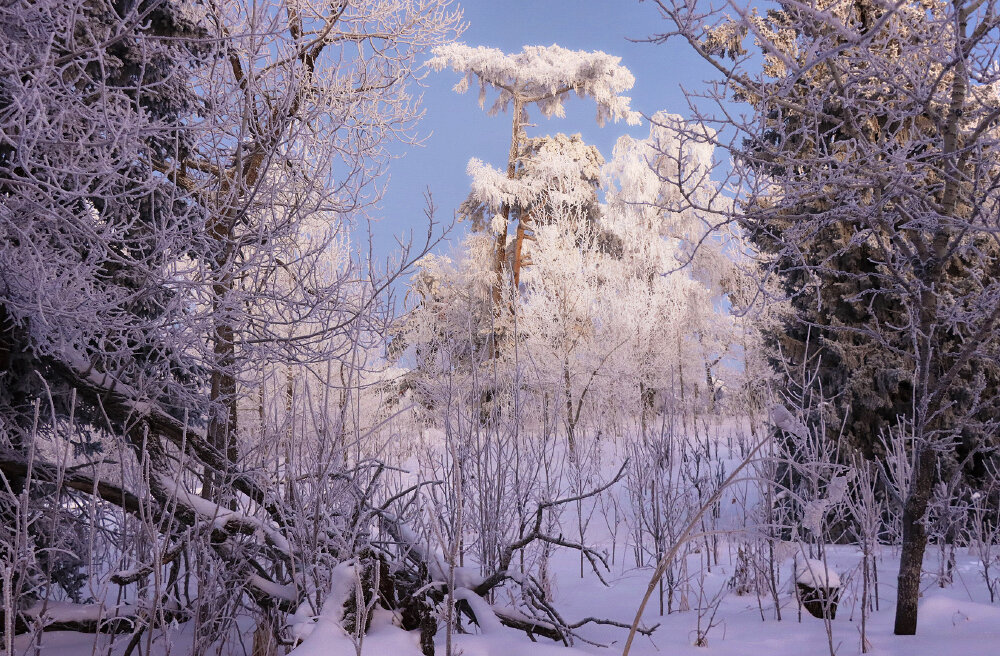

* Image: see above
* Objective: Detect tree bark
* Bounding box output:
[492,95,524,308]
[894,444,935,634]
[512,212,530,291]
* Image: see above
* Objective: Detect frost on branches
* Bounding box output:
[404,112,736,449]
[429,42,642,306]
[653,0,1000,636]
[521,114,733,439]
[0,1,462,653]
[428,43,642,127]
[466,133,603,234]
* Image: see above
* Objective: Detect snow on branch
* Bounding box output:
[428,43,641,125]
[467,133,604,231]
[156,474,292,558]
[16,601,140,635]
[52,350,288,522]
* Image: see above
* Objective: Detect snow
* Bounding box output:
[285,563,357,652]
[157,474,291,557]
[247,575,297,603]
[448,635,590,656]
[428,43,642,126]
[13,509,1000,656]
[21,601,134,624]
[283,565,578,656]
[453,588,504,634]
[158,474,236,522]
[770,404,809,439]
[795,558,841,589]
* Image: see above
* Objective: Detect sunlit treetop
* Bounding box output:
[466,133,604,233]
[428,42,642,126]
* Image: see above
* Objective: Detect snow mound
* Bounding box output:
[795,558,840,588]
[917,593,1000,633]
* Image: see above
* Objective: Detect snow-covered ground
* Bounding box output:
[10,424,1000,656]
[11,533,1000,656]
[553,545,1000,656]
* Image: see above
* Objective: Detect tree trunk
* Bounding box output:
[204,273,239,502]
[894,445,935,634]
[251,615,277,656]
[512,210,532,292]
[564,355,576,455]
[491,95,524,309]
[639,382,654,442]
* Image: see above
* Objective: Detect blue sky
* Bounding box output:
[371,0,715,260]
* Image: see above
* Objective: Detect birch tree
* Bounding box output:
[168,0,459,498]
[601,113,735,430]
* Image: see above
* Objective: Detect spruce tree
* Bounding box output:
[0,0,206,615]
[651,0,1000,634]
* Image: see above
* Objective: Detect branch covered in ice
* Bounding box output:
[428,43,641,125]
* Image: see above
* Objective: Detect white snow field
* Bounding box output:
[10,543,1000,656]
[10,424,1000,656]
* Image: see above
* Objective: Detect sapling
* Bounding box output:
[968,465,1000,603]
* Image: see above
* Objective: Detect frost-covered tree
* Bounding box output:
[600,112,735,430]
[650,0,1000,634]
[0,0,462,650]
[466,132,606,291]
[163,0,460,500]
[408,116,733,451]
[400,134,609,439]
[428,43,641,306]
[0,0,206,444]
[0,0,208,629]
[399,234,498,416]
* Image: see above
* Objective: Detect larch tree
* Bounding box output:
[466,132,606,291]
[405,130,613,441]
[649,0,1000,634]
[428,43,641,308]
[404,107,734,453]
[405,42,642,423]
